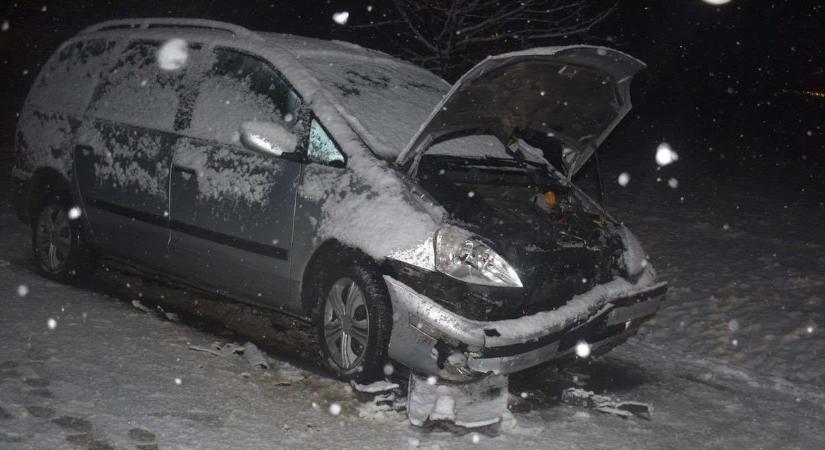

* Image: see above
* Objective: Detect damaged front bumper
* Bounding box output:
[384,268,666,381]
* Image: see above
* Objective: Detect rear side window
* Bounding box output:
[29,39,115,112]
[188,48,303,144]
[88,40,198,131]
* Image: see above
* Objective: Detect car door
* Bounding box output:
[75,39,201,268]
[167,47,304,306]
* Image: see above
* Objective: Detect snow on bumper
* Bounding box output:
[384,268,666,381]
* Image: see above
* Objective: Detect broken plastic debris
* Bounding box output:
[561,388,652,420]
[131,300,153,313]
[352,380,400,394]
[408,373,508,428]
[189,341,269,370]
[241,342,269,370]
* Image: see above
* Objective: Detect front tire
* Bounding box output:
[32,193,96,282]
[314,262,392,382]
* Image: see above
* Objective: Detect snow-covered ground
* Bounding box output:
[602,157,825,391]
[2,160,825,449]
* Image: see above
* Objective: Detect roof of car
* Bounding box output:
[80,18,402,64]
[259,32,394,60]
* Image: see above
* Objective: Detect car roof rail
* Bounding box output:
[80,18,263,41]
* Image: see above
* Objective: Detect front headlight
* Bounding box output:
[434,225,523,287]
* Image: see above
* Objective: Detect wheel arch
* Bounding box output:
[26,167,74,222]
[299,239,387,317]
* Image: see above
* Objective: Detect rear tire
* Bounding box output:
[313,261,392,383]
[32,192,96,282]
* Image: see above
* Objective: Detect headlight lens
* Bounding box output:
[434,225,523,287]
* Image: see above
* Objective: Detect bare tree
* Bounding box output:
[353,1,617,79]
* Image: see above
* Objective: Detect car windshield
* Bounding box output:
[298,54,448,159]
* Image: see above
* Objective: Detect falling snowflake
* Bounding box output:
[68,206,82,220]
[467,191,475,198]
[332,11,350,25]
[174,378,182,385]
[17,285,29,297]
[655,143,679,166]
[329,402,342,416]
[383,363,394,376]
[702,0,731,5]
[668,177,679,189]
[617,172,630,187]
[471,433,480,444]
[575,341,591,358]
[157,39,189,71]
[728,319,739,332]
[47,318,57,330]
[1,20,9,32]
[426,376,437,385]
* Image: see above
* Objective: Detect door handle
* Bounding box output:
[172,164,197,175]
[74,144,94,157]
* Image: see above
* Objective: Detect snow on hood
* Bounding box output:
[396,45,646,177]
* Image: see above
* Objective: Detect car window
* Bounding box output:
[88,40,199,130]
[307,118,345,165]
[29,39,116,112]
[188,48,303,145]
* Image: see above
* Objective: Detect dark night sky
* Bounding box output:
[1,0,822,188]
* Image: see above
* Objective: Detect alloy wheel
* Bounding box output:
[323,277,370,370]
[36,204,71,274]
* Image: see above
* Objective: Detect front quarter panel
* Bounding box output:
[287,89,445,314]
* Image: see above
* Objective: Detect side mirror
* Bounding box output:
[239,121,297,157]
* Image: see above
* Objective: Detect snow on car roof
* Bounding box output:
[260,32,393,59]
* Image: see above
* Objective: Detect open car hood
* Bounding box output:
[396,46,645,177]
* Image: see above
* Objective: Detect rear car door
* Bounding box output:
[75,39,200,268]
[167,47,304,306]
[17,38,117,181]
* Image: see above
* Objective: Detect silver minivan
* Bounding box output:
[12,18,666,383]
